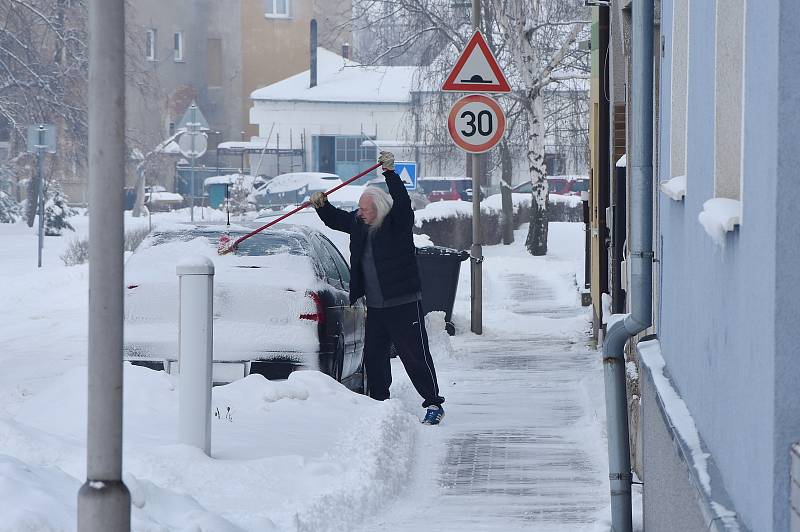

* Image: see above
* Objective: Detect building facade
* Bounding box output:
[593,1,800,530]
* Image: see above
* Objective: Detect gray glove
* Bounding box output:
[309,191,327,209]
[378,151,395,171]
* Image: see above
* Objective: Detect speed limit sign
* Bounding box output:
[447,94,506,153]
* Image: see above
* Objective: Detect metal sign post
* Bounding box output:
[26,124,56,268]
[441,0,513,335]
[177,103,208,222]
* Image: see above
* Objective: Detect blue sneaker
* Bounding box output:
[422,405,444,425]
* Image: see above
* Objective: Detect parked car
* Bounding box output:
[124,223,366,391]
[144,186,184,212]
[366,178,430,210]
[253,172,341,211]
[417,176,473,202]
[512,175,589,196]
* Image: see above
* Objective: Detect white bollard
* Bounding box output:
[177,256,214,455]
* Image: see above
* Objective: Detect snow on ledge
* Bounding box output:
[660,175,687,201]
[616,154,627,167]
[637,339,711,494]
[698,198,741,246]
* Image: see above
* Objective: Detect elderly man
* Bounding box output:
[309,151,445,425]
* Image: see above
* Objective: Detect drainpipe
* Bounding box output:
[602,1,654,531]
[309,19,317,88]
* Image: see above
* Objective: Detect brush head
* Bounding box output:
[217,234,236,255]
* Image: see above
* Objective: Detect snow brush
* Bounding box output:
[218,162,382,255]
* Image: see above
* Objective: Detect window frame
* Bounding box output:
[264,0,291,19]
[145,28,157,61]
[173,31,184,62]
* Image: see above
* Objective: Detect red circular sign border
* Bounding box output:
[447,94,507,153]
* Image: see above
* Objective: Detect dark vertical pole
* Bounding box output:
[470,0,483,335]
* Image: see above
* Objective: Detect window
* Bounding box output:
[335,136,376,163]
[173,32,184,62]
[145,29,156,61]
[713,0,745,201]
[265,0,290,18]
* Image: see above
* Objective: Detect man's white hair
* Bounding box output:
[360,186,393,230]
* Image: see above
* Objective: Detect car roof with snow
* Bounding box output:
[258,172,341,195]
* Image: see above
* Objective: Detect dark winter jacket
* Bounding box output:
[315,170,421,305]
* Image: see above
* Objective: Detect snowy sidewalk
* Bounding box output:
[359,223,612,531]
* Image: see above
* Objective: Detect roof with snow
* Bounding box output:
[250,48,418,104]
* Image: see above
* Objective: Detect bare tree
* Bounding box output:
[491,0,589,255]
[0,0,89,188]
[347,0,589,255]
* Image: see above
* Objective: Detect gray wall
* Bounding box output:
[126,0,210,143]
[207,0,244,141]
[655,0,797,530]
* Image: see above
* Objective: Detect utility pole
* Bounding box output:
[77,0,131,530]
[470,0,483,335]
[190,104,197,222]
[36,126,46,268]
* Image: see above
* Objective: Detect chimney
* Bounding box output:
[310,19,318,88]
[341,42,350,60]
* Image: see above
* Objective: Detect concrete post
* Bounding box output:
[77,0,131,529]
[177,256,215,455]
[470,0,483,335]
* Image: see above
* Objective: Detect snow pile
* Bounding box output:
[697,198,741,245]
[660,175,687,201]
[482,192,531,212]
[0,363,420,532]
[549,193,582,207]
[424,311,457,360]
[638,339,711,493]
[0,454,78,532]
[413,200,494,226]
[616,154,627,167]
[413,233,433,248]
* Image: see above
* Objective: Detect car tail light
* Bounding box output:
[300,291,326,324]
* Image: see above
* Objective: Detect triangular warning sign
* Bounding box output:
[442,31,511,93]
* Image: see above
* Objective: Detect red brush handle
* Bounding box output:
[225,162,382,251]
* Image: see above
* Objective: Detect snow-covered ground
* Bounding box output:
[0,207,639,531]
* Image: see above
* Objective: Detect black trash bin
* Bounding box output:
[416,246,470,335]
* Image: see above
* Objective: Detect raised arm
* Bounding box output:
[310,192,355,234]
[378,152,413,227]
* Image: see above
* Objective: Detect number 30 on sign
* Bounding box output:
[447,94,506,154]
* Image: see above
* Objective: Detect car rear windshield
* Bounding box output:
[147,230,308,257]
[419,181,455,192]
[571,180,590,192]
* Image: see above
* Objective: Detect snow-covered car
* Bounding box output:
[144,186,184,212]
[253,172,341,211]
[124,223,366,390]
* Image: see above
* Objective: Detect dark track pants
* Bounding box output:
[364,301,445,408]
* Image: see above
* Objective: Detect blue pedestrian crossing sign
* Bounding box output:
[395,162,417,190]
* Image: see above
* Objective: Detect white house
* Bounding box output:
[249,48,418,181]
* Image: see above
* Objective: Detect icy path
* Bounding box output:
[357,223,612,531]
